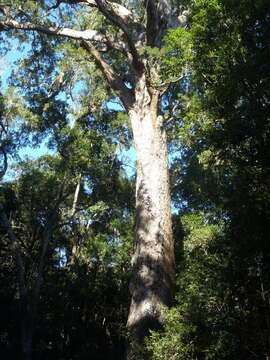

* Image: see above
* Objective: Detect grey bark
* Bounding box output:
[69,175,82,265]
[125,72,175,358]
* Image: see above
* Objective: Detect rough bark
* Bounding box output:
[145,0,172,46]
[126,73,175,357]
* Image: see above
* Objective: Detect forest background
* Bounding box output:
[0,1,269,360]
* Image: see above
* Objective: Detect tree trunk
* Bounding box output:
[126,73,175,357]
[21,306,33,360]
[69,175,81,265]
[0,204,32,359]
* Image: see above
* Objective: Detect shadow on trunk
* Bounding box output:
[127,180,174,359]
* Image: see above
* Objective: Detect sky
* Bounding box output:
[1,40,56,181]
[1,38,135,181]
[1,38,180,182]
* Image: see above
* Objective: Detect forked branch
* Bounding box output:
[94,0,141,66]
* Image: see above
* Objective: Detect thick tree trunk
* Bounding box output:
[126,73,175,357]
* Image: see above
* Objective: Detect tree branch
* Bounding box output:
[81,40,134,110]
[0,5,11,18]
[0,147,7,180]
[144,0,172,46]
[48,0,135,25]
[95,0,134,22]
[0,17,127,52]
[93,0,142,67]
[0,2,142,66]
[55,0,134,22]
[71,174,81,218]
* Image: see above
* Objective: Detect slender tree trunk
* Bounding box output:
[21,304,33,360]
[0,188,62,360]
[0,205,33,360]
[69,175,81,265]
[126,73,175,356]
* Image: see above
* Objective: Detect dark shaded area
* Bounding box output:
[0,154,134,360]
[0,260,130,360]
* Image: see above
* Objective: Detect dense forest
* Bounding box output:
[0,0,269,359]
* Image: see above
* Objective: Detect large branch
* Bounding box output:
[144,1,190,46]
[0,2,142,65]
[81,40,134,110]
[145,0,172,46]
[53,0,135,23]
[0,16,127,52]
[93,0,142,67]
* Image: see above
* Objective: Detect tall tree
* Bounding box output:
[0,160,67,360]
[0,1,189,354]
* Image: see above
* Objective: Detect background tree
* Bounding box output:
[0,105,135,360]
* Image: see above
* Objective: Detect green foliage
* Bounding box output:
[147,307,196,360]
[138,29,188,87]
[148,1,270,359]
[0,147,134,359]
[1,49,134,357]
[147,214,227,360]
